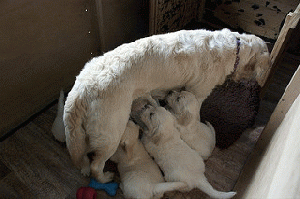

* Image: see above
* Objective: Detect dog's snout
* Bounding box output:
[180,86,186,91]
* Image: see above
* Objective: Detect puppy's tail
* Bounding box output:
[206,121,216,147]
[205,121,216,139]
[153,182,187,198]
[196,175,236,199]
[51,89,66,142]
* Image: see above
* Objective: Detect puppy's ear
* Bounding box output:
[131,115,149,131]
[150,128,161,145]
[121,141,134,160]
[177,112,193,126]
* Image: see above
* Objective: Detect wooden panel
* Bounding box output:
[206,0,299,39]
[0,0,100,136]
[262,4,300,91]
[234,64,300,197]
[242,84,300,198]
[95,0,149,53]
[150,0,205,35]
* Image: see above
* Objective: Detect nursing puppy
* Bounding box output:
[64,28,270,182]
[110,120,187,199]
[139,105,236,199]
[166,90,215,160]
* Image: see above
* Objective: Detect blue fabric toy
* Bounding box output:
[88,178,119,197]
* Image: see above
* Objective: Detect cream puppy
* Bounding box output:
[64,28,270,182]
[51,89,66,142]
[139,105,236,199]
[110,120,187,199]
[166,90,215,160]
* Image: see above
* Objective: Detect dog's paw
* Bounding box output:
[81,166,91,177]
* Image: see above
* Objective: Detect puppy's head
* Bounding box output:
[131,97,158,129]
[166,90,199,126]
[139,106,175,143]
[232,33,271,86]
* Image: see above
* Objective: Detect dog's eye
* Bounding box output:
[150,112,154,118]
[176,96,181,101]
[142,104,150,110]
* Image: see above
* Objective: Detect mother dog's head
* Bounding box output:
[231,32,271,86]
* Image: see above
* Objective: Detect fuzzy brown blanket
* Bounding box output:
[200,79,261,149]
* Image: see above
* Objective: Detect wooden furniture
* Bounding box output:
[149,0,205,35]
[234,4,300,198]
[1,0,207,137]
[205,0,299,40]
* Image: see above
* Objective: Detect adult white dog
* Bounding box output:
[166,90,215,160]
[110,120,187,199]
[63,28,270,183]
[139,105,236,199]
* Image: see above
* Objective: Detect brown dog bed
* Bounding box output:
[200,78,261,149]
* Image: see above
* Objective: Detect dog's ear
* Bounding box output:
[244,56,256,71]
[177,112,193,126]
[121,141,134,160]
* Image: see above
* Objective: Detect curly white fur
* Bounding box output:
[63,28,270,183]
[140,105,236,198]
[166,90,215,160]
[110,120,187,199]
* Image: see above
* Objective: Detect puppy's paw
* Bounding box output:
[177,182,189,192]
[223,191,237,199]
[81,166,91,177]
[103,171,114,182]
[96,171,114,183]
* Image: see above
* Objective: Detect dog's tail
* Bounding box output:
[153,182,187,198]
[51,89,66,142]
[63,87,90,169]
[196,175,236,199]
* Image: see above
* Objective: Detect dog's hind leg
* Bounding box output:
[89,124,128,183]
[88,91,133,183]
[196,174,236,199]
[90,146,116,183]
